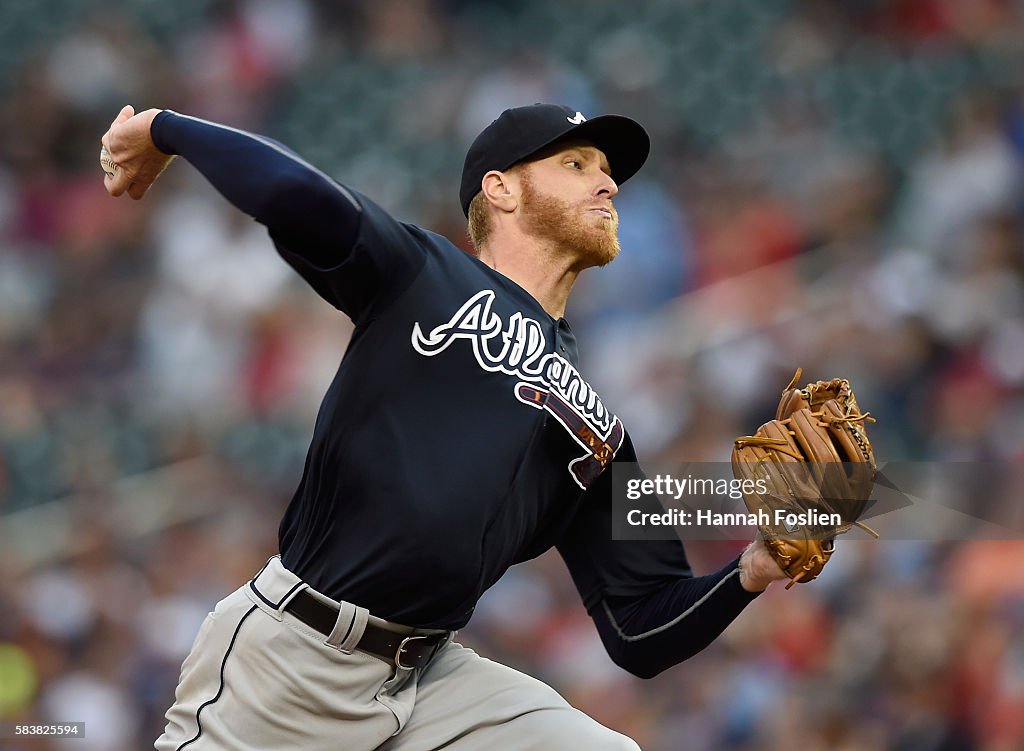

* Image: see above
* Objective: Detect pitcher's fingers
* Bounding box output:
[127,180,149,200]
[106,167,132,197]
[104,106,135,153]
[105,106,133,138]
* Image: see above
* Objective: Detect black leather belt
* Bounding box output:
[286,589,448,670]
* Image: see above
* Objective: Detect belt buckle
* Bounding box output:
[393,631,430,668]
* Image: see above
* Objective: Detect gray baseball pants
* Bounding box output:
[155,556,640,750]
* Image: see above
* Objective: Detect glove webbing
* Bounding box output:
[732,433,880,540]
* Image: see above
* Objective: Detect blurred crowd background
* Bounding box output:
[1,0,1024,749]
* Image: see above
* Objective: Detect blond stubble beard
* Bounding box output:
[519,173,620,269]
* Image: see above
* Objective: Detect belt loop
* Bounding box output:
[277,583,307,615]
[325,601,368,654]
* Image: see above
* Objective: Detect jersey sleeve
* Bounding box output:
[556,432,760,678]
[150,110,427,322]
[270,189,428,322]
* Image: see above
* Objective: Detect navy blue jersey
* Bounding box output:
[274,189,695,627]
[151,110,758,674]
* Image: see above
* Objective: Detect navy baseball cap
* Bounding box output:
[459,103,650,216]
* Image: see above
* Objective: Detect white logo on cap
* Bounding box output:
[567,112,587,124]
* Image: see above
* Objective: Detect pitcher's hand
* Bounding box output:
[101,105,175,200]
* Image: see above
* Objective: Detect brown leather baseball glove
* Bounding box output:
[732,369,878,588]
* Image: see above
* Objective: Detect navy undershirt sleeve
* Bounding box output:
[590,556,758,679]
[150,110,426,320]
[557,434,760,678]
[150,110,361,260]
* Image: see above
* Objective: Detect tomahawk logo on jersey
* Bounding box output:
[412,289,624,488]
